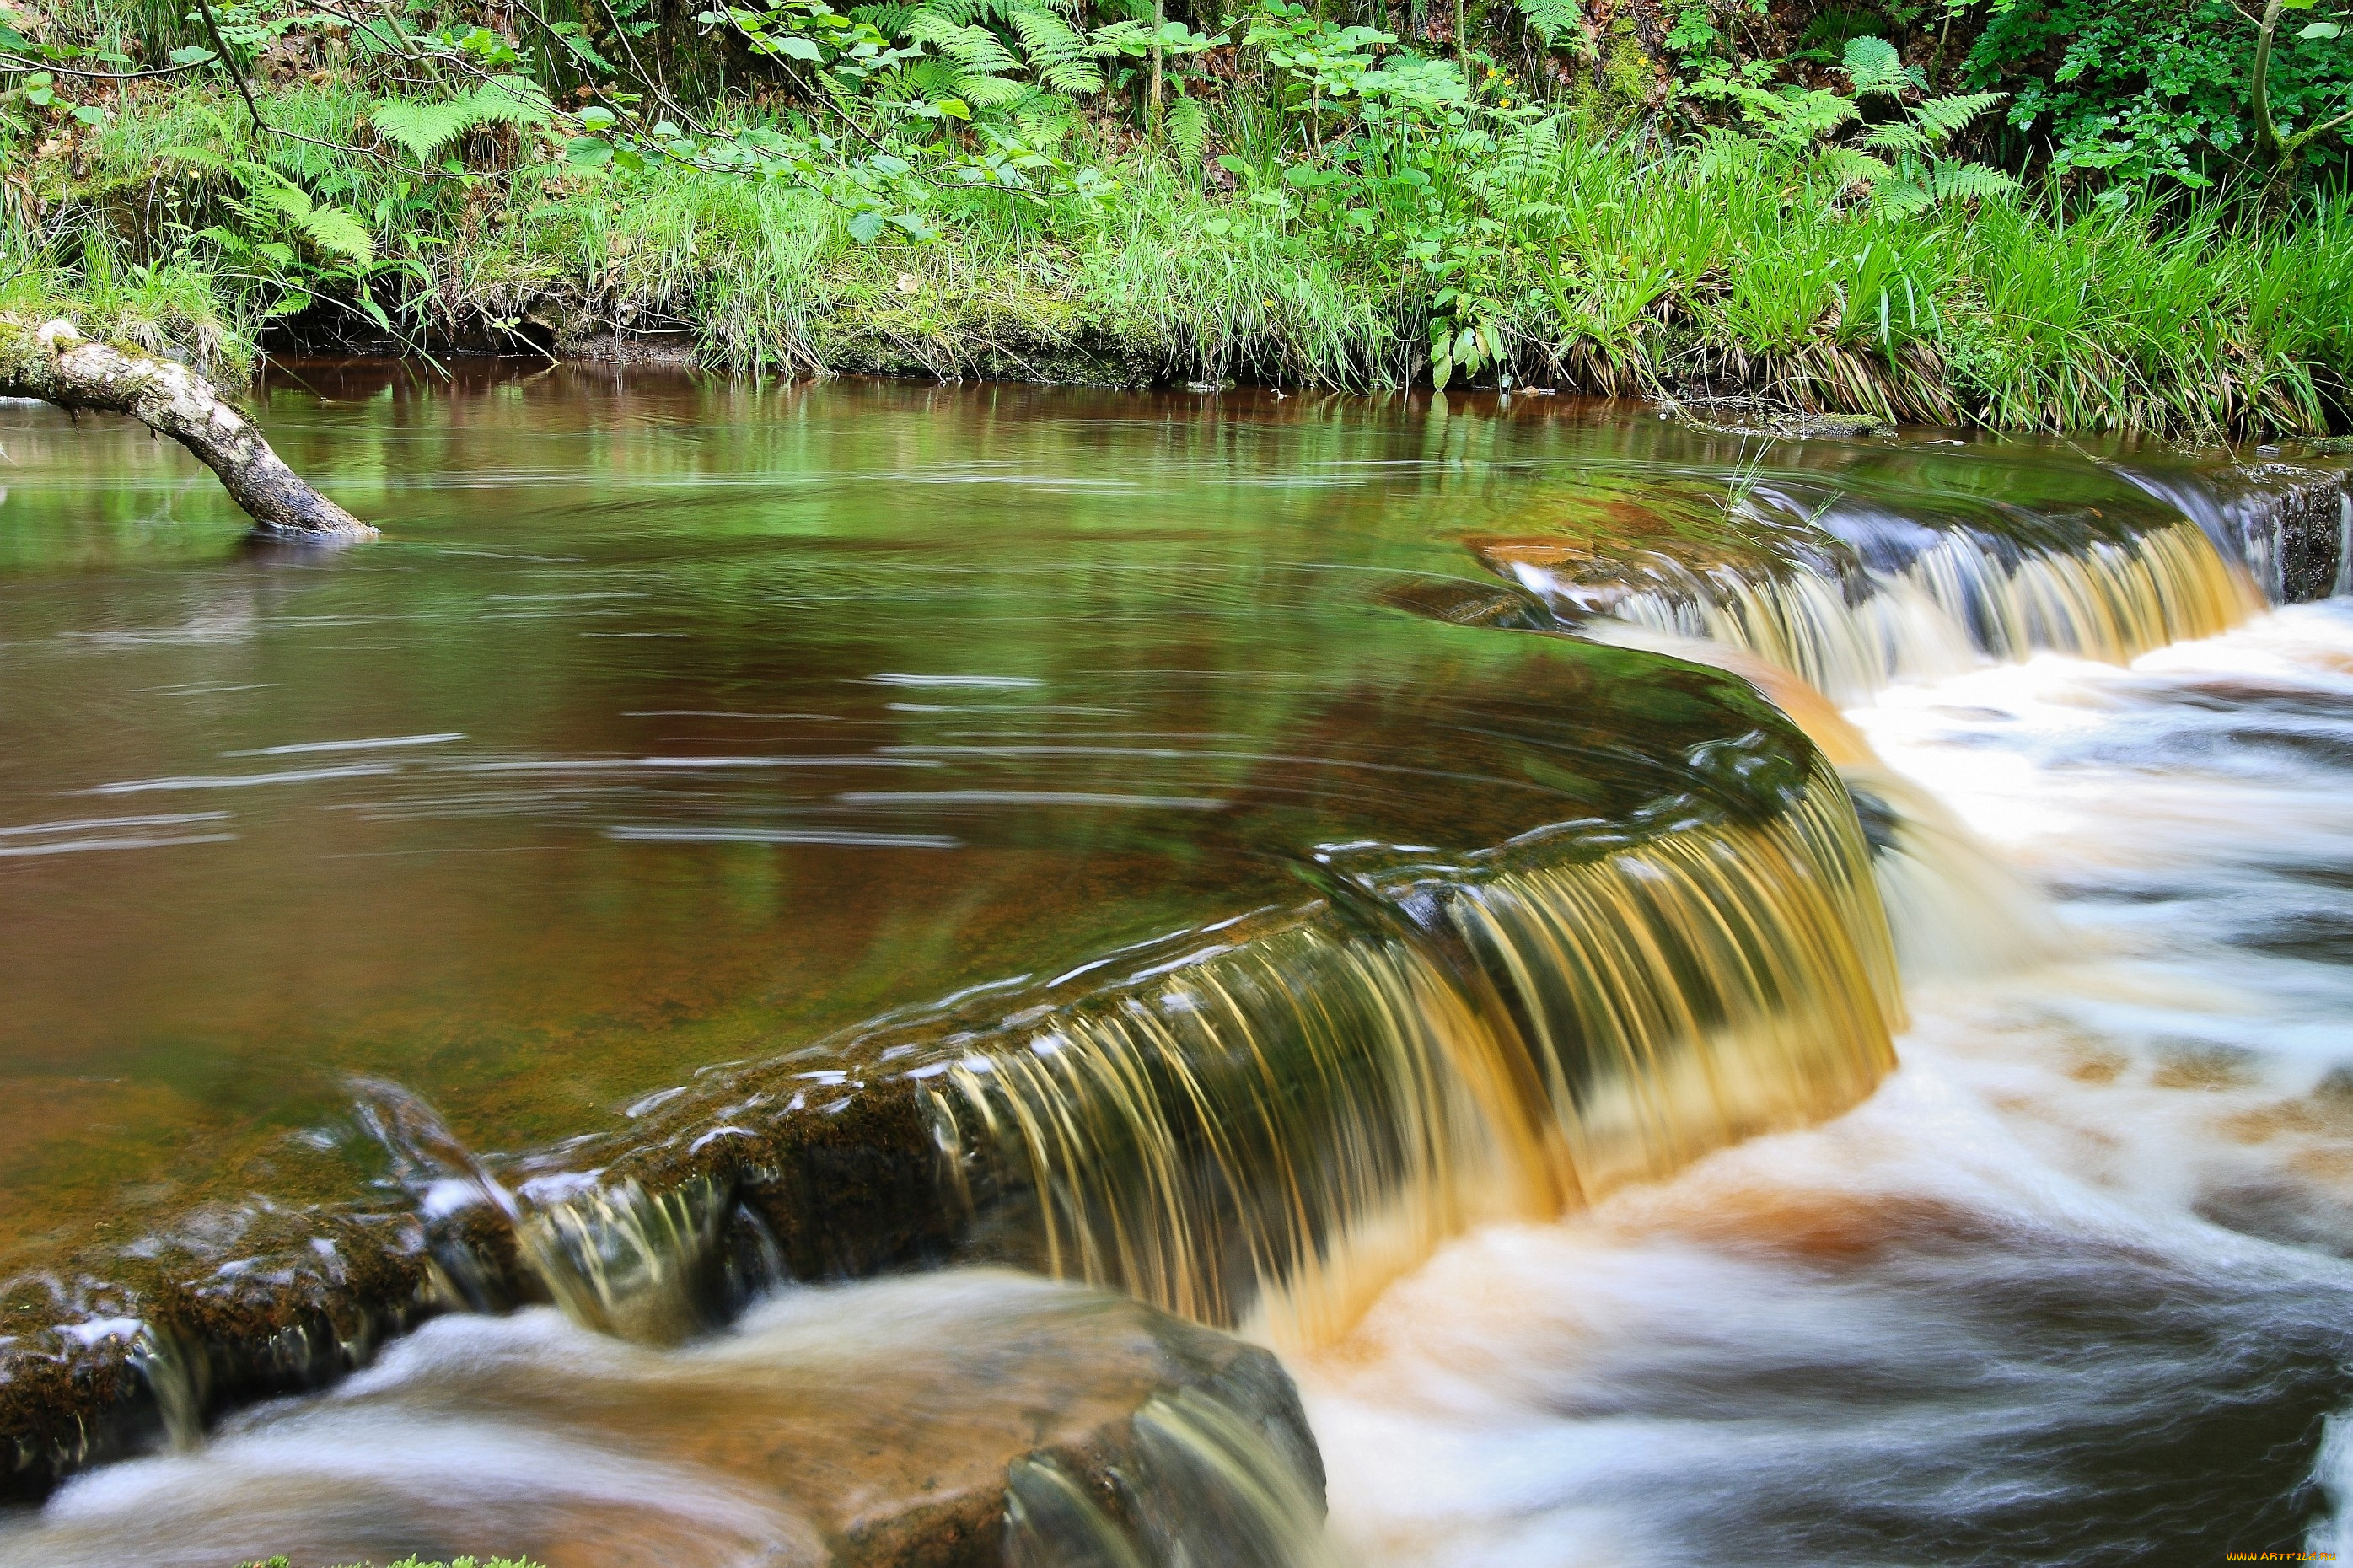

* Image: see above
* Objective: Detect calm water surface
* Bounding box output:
[2,366,2347,1565]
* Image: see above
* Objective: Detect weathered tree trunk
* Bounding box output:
[0,318,373,541]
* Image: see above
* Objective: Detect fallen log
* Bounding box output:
[0,317,373,540]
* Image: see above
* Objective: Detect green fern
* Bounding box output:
[1087,17,1152,49]
[954,71,1029,106]
[1860,121,1931,155]
[228,167,378,266]
[1168,92,1206,163]
[1840,35,1923,99]
[1693,125,1773,180]
[1516,0,1592,53]
[1007,7,1101,94]
[852,1,921,33]
[368,98,478,160]
[1815,142,1894,189]
[368,78,551,164]
[1872,178,1935,217]
[1930,162,2018,201]
[294,203,377,266]
[1911,89,2004,142]
[1013,89,1077,142]
[160,143,232,173]
[465,74,555,129]
[906,12,1023,76]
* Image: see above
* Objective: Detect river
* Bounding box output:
[0,365,2345,1565]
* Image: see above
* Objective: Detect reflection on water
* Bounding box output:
[0,369,1835,1295]
[1306,601,2353,1565]
[4,365,2353,1562]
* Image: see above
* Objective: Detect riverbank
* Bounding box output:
[16,75,2353,438]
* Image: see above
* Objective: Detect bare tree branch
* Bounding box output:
[0,317,373,540]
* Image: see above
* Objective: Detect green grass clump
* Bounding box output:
[8,72,2353,437]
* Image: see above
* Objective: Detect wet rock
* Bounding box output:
[0,1272,1327,1568]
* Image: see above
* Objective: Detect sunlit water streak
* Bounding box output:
[1302,600,2353,1566]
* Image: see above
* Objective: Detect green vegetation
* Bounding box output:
[0,0,2350,432]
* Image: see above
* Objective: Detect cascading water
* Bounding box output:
[932,754,1898,1352]
[1501,498,2269,704]
[1302,596,2353,1566]
[6,376,2353,1565]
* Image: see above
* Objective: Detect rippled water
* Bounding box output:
[3,364,2349,1564]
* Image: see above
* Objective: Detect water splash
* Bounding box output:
[353,1082,758,1345]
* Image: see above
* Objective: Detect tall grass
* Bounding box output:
[18,79,2353,434]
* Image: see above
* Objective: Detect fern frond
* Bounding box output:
[852,1,920,34]
[1910,89,2004,142]
[1087,17,1152,51]
[1738,84,1859,146]
[1517,0,1592,52]
[247,180,315,221]
[1693,125,1770,181]
[1813,143,1894,187]
[1840,35,1923,99]
[1872,179,1934,217]
[1009,5,1100,93]
[158,143,231,172]
[1860,121,1929,155]
[1167,93,1206,164]
[297,203,376,266]
[368,97,477,160]
[1930,161,2018,203]
[1014,90,1076,142]
[954,70,1029,105]
[907,11,1022,75]
[467,74,554,127]
[899,56,962,94]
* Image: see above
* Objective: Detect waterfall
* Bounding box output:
[930,756,1899,1352]
[1509,519,2263,705]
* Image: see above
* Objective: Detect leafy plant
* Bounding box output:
[368,76,554,163]
[1704,35,2015,216]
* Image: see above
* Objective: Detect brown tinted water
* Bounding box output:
[5,366,2353,1565]
[0,369,1850,1288]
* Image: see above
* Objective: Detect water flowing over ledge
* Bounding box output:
[1488,458,2348,704]
[3,380,2345,1533]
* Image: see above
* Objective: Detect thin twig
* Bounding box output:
[188,0,266,133]
[0,54,208,80]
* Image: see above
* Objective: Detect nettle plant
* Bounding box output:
[1698,34,2014,214]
